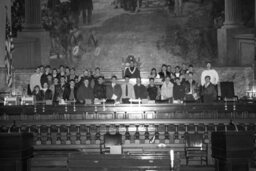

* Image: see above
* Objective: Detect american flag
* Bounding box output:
[4,5,14,88]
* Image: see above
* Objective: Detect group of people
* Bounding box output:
[124,60,219,103]
[29,60,219,105]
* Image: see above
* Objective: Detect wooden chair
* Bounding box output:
[184,133,208,166]
[219,81,238,101]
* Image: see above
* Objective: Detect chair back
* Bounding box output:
[220,82,235,98]
[104,133,122,148]
[185,133,203,148]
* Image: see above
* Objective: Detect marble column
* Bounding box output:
[0,0,11,91]
[17,0,50,66]
[0,0,11,67]
[223,0,243,27]
[255,0,256,28]
[217,0,250,65]
[23,0,42,30]
[254,0,256,79]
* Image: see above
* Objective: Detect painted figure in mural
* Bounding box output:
[88,30,101,56]
[47,0,60,14]
[174,0,183,17]
[70,0,80,26]
[79,0,93,25]
[113,0,121,8]
[46,0,63,59]
[68,26,84,63]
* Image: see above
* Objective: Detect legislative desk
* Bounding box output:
[0,103,256,166]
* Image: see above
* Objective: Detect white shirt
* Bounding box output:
[161,81,174,100]
[201,69,219,86]
[30,73,42,92]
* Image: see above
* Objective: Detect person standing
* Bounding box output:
[134,77,148,99]
[76,78,94,104]
[121,76,135,102]
[63,79,77,101]
[30,66,42,92]
[93,76,106,100]
[79,0,93,25]
[159,64,170,80]
[202,76,217,103]
[106,76,122,102]
[147,78,159,100]
[200,62,219,86]
[161,76,174,101]
[173,77,185,102]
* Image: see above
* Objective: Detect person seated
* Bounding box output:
[173,77,185,103]
[158,64,170,80]
[149,68,160,79]
[147,78,158,100]
[76,78,94,104]
[32,85,44,101]
[161,76,173,101]
[63,79,77,101]
[124,60,140,78]
[42,82,53,101]
[93,76,106,100]
[106,75,122,102]
[184,72,198,101]
[121,76,135,103]
[134,77,148,99]
[201,76,217,103]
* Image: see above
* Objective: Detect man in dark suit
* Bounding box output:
[124,60,140,78]
[134,77,148,99]
[79,0,93,25]
[202,76,217,103]
[93,76,106,100]
[106,76,122,102]
[63,79,77,101]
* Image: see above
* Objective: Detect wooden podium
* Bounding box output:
[0,133,34,171]
[211,131,254,171]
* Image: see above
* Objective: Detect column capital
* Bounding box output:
[223,0,243,28]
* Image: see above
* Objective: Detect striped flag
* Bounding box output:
[4,5,14,88]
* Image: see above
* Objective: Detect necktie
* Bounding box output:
[126,84,128,96]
